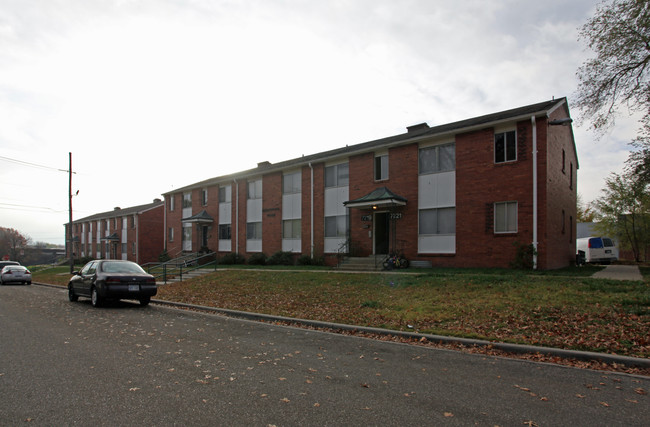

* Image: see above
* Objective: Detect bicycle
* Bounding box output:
[382,252,409,270]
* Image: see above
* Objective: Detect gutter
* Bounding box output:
[531,116,538,269]
[234,179,239,254]
[309,162,314,258]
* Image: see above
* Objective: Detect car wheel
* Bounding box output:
[68,284,78,302]
[26,281,31,285]
[139,296,151,306]
[91,286,102,307]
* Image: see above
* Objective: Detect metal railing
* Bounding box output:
[143,251,217,284]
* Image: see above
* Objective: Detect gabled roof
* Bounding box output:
[344,187,407,209]
[163,98,572,195]
[72,199,164,224]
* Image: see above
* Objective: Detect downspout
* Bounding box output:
[309,162,314,258]
[531,116,538,269]
[163,197,167,253]
[234,179,239,254]
[135,215,139,264]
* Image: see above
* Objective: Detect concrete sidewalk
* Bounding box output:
[592,264,644,281]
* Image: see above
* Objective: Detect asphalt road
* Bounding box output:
[1,285,648,426]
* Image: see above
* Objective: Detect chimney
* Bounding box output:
[153,198,162,203]
[257,161,271,168]
[114,207,121,211]
[406,123,429,133]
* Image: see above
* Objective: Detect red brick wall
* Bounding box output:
[262,172,282,255]
[137,205,164,264]
[165,194,182,256]
[311,163,325,260]
[454,123,535,269]
[236,179,248,255]
[544,107,578,269]
[348,151,375,256]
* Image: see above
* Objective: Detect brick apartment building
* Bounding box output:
[163,98,578,270]
[65,199,164,264]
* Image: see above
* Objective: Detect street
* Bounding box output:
[1,284,648,426]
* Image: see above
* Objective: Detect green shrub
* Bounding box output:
[248,252,267,265]
[297,255,313,266]
[510,242,537,270]
[158,250,171,262]
[267,251,295,266]
[220,253,246,265]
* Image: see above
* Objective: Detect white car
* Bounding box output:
[0,265,32,285]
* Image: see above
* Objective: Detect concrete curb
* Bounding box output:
[32,282,649,369]
[150,298,650,370]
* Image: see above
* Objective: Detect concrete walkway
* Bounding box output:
[592,264,644,281]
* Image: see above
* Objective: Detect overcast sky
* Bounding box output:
[0,0,639,245]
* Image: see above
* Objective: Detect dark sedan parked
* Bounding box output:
[68,260,157,307]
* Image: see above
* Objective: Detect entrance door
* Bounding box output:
[374,212,389,254]
[201,226,209,248]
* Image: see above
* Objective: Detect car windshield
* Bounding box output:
[101,261,145,274]
[5,266,27,272]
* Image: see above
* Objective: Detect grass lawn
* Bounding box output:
[33,265,650,358]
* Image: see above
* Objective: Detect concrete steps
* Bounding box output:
[158,268,216,284]
[337,256,385,271]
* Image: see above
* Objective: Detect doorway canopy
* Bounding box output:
[343,187,407,209]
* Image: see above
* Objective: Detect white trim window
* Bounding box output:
[282,171,302,252]
[325,163,349,188]
[246,222,262,240]
[494,201,517,233]
[494,130,516,163]
[374,153,388,181]
[419,207,455,235]
[201,188,208,206]
[419,143,455,174]
[218,185,232,252]
[324,215,348,238]
[248,179,262,200]
[182,192,192,208]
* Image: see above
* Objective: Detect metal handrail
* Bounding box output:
[145,251,217,284]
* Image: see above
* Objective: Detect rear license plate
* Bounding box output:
[128,284,139,292]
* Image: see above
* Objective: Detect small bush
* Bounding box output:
[220,253,246,265]
[158,250,171,263]
[510,242,537,270]
[297,255,313,266]
[267,251,295,266]
[248,252,267,265]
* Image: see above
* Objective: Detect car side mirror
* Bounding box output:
[72,271,80,276]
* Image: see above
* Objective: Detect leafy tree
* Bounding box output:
[593,170,650,261]
[576,193,597,222]
[575,0,650,137]
[0,227,31,262]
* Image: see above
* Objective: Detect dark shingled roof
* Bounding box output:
[344,187,407,208]
[181,209,214,223]
[71,200,163,224]
[164,98,570,195]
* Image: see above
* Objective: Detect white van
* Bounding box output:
[576,237,618,264]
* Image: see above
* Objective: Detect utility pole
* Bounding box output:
[68,152,74,274]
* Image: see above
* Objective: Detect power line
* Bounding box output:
[0,203,67,213]
[0,155,75,174]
